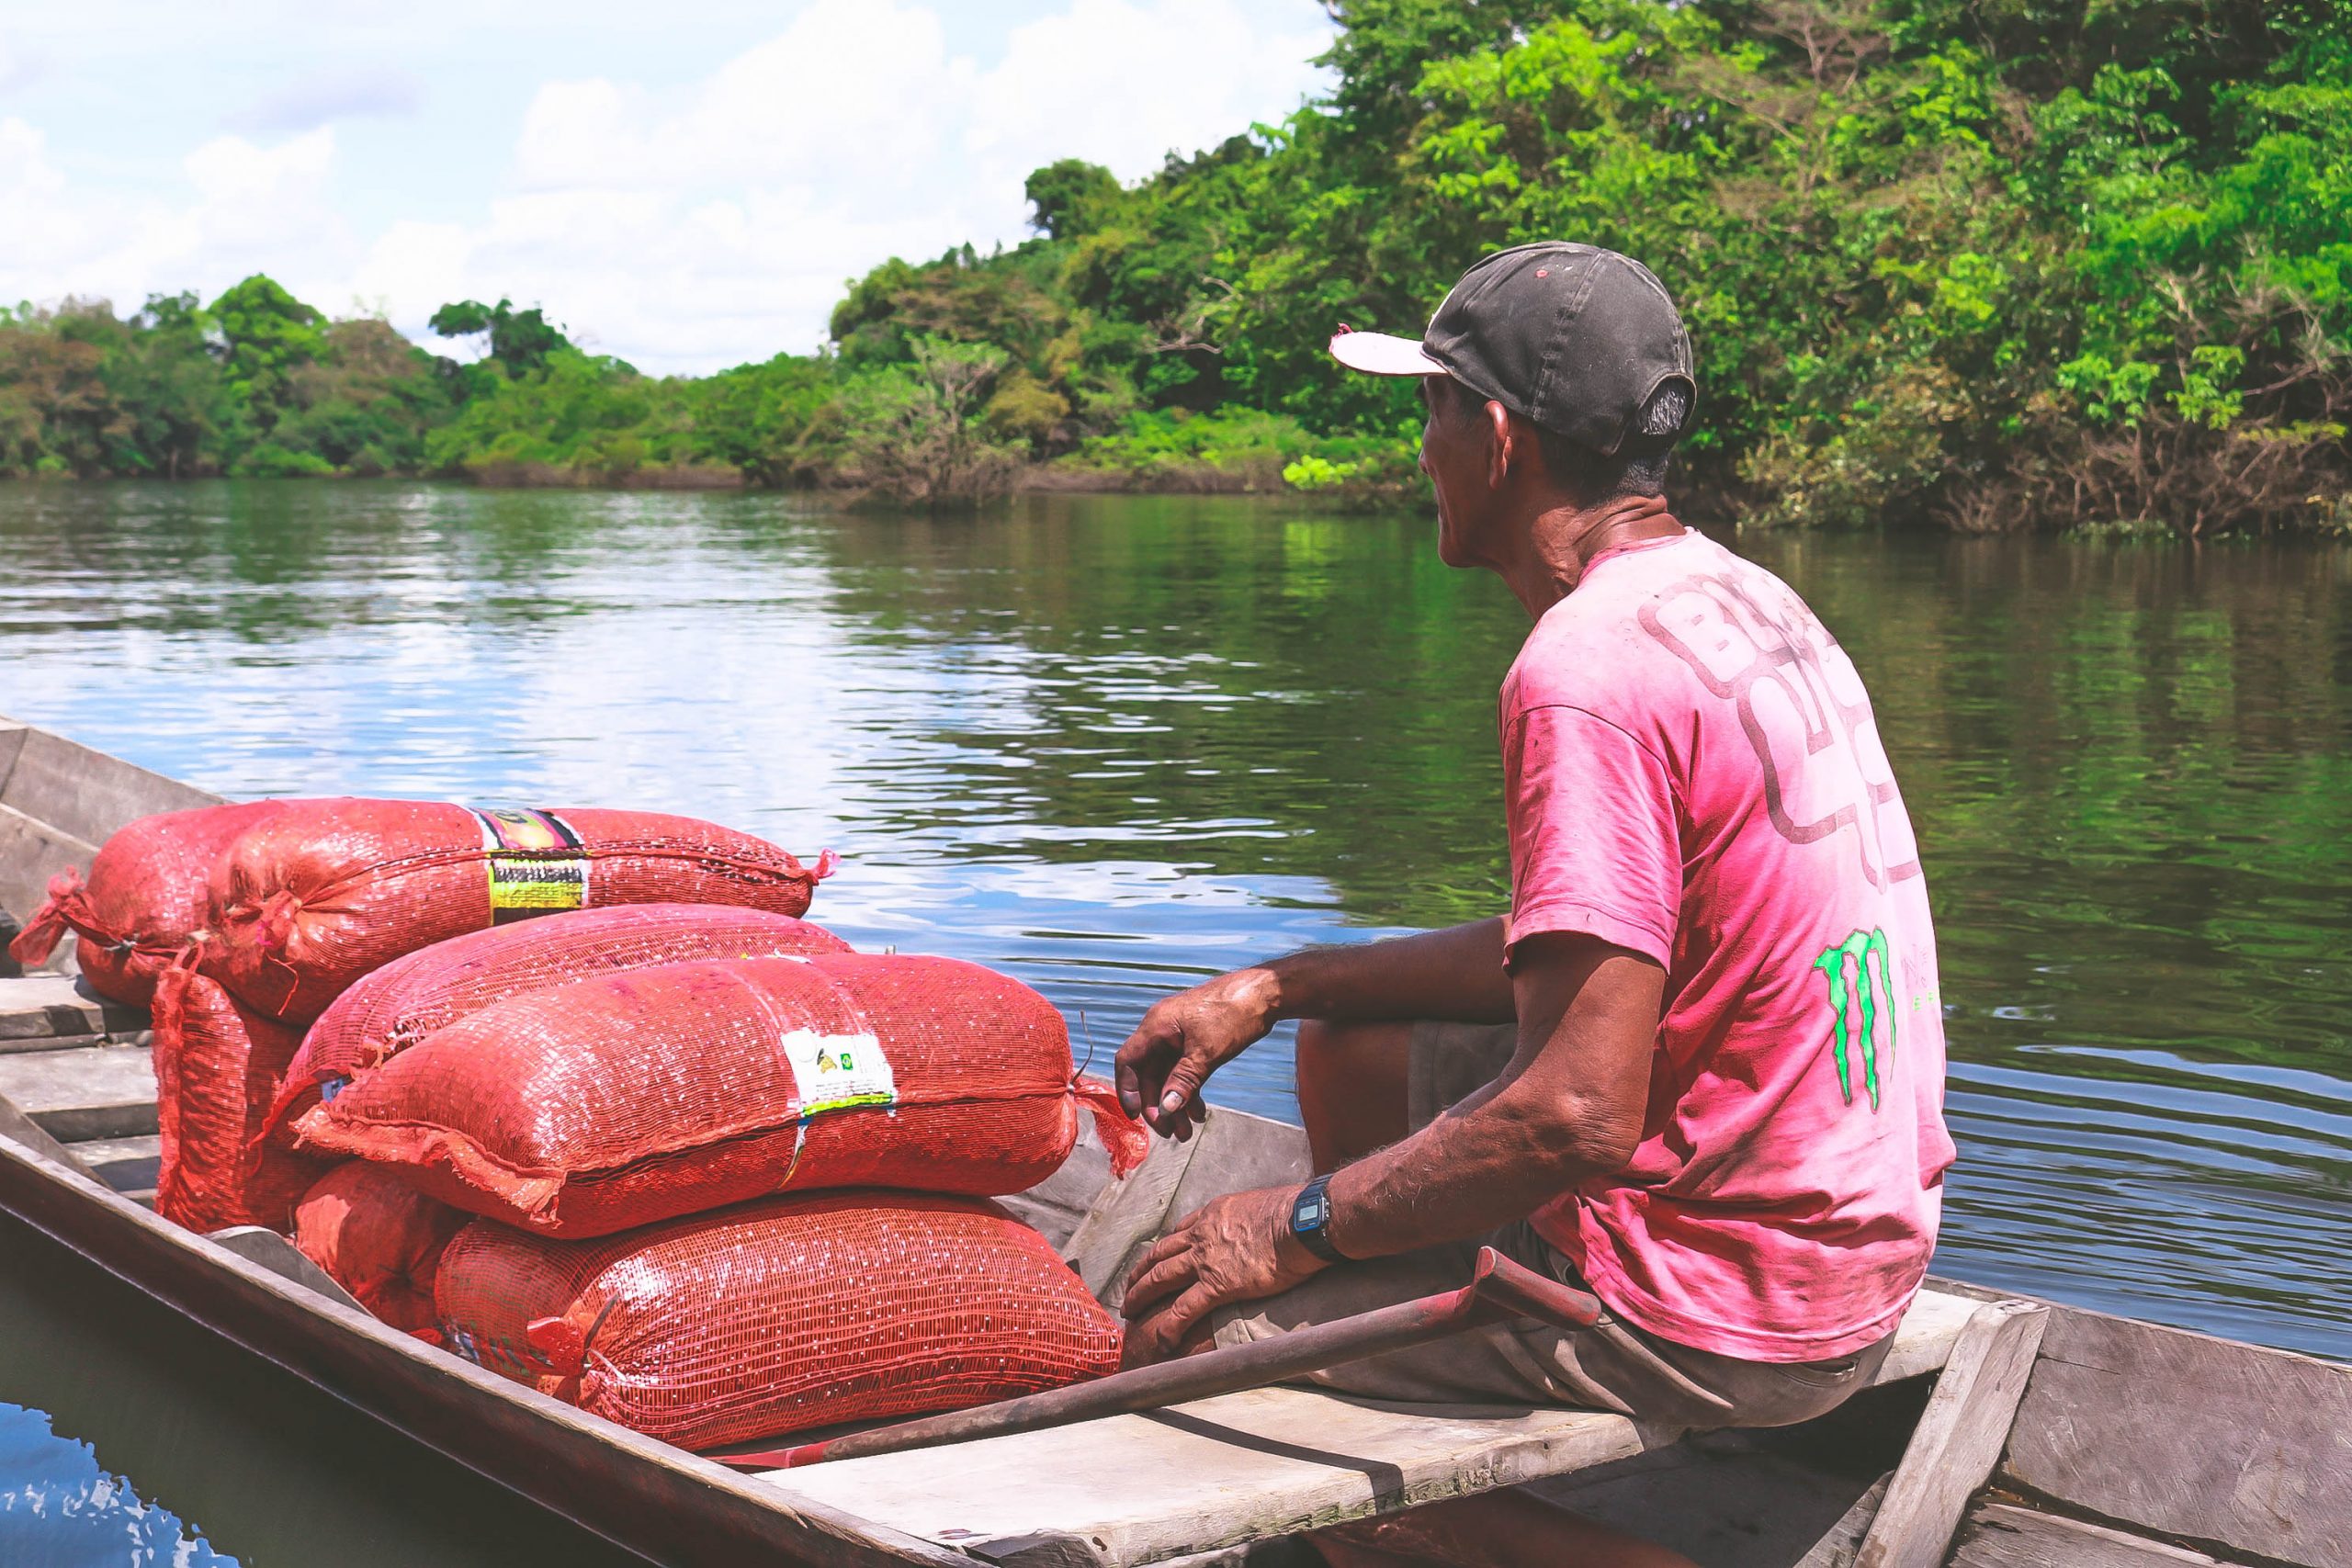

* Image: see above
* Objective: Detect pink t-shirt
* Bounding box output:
[1505,528,1954,1362]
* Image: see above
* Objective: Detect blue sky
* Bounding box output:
[0,0,1334,372]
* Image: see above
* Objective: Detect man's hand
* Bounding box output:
[1115,922,1514,1141]
[1121,1186,1326,1364]
[1114,966,1282,1139]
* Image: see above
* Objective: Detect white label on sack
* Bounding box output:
[779,1029,896,1117]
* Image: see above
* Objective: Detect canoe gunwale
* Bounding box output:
[0,1129,971,1568]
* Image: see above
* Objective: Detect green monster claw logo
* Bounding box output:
[1812,928,1895,1110]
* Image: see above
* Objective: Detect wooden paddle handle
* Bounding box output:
[719,1246,1601,1472]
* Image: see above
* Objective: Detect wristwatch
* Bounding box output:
[1289,1173,1347,1263]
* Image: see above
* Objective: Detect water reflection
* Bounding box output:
[0,1404,234,1567]
[0,482,2345,1535]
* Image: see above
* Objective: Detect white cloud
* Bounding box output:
[0,123,356,316]
[0,118,67,203]
[974,0,1327,177]
[0,118,88,288]
[0,0,1330,368]
[0,35,43,94]
[184,128,337,231]
[232,65,424,133]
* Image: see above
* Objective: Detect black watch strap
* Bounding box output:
[1289,1173,1347,1263]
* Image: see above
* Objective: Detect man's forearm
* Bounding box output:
[1319,1077,1609,1258]
[1315,936,1663,1259]
[1261,917,1514,1026]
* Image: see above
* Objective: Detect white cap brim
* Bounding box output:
[1329,330,1446,377]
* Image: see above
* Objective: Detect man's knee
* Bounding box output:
[1295,1017,1412,1172]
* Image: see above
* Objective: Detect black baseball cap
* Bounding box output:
[1331,242,1696,456]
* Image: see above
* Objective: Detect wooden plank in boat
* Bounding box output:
[1007,1134,1114,1254]
[73,1133,161,1192]
[207,1224,368,1312]
[0,974,147,1044]
[0,717,220,852]
[1874,1287,1982,1384]
[1949,1503,2231,1568]
[0,1043,156,1141]
[1855,1299,2047,1568]
[0,804,97,935]
[0,1089,104,1180]
[2001,1306,2352,1568]
[1069,1109,1311,1312]
[766,1389,1668,1568]
[0,1029,110,1054]
[1797,1474,1890,1568]
[765,1286,1983,1568]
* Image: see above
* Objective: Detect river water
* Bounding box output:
[0,480,2346,1563]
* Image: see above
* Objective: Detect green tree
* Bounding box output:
[1025,159,1123,241]
[5,0,2346,526]
[0,302,122,476]
[836,336,1027,503]
[276,316,455,474]
[428,298,572,381]
[113,293,233,478]
[208,275,325,445]
[695,353,842,485]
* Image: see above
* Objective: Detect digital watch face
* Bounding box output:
[1293,1186,1330,1233]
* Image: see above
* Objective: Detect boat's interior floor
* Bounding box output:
[0,971,2225,1568]
[0,974,160,1202]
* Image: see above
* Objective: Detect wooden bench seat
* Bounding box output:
[763,1286,1983,1568]
[0,1042,158,1141]
[1950,1503,2235,1568]
[72,1132,161,1200]
[0,972,149,1051]
[0,977,162,1202]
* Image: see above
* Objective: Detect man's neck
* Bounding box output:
[1499,494,1682,618]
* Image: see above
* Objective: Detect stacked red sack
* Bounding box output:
[291,1161,469,1336]
[280,904,847,1341]
[10,801,329,1227]
[14,795,1136,1450]
[11,799,832,1231]
[288,931,1140,1445]
[294,951,1146,1235]
[436,1191,1121,1450]
[265,902,854,1141]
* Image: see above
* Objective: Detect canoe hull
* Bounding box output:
[3,712,2347,1568]
[0,1122,962,1568]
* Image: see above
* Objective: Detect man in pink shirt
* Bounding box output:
[1114,243,1955,1568]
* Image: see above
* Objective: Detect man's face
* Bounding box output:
[1419,375,1495,569]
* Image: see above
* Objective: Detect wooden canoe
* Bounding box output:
[0,713,2344,1568]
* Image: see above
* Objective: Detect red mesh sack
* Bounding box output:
[7,801,286,1006]
[152,964,332,1233]
[292,953,1147,1237]
[206,799,834,1022]
[291,1163,469,1335]
[435,1190,1121,1450]
[266,904,852,1145]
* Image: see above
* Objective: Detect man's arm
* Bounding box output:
[1114,917,1514,1138]
[1322,932,1659,1256]
[1121,931,1662,1359]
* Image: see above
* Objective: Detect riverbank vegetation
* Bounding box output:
[2,0,2345,534]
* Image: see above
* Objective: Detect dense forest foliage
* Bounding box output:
[3,0,2346,533]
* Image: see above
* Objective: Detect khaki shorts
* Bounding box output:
[1207,1021,1890,1430]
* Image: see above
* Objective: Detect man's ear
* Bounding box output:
[1484,399,1514,490]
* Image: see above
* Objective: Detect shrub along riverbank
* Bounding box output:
[3,1,2346,535]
